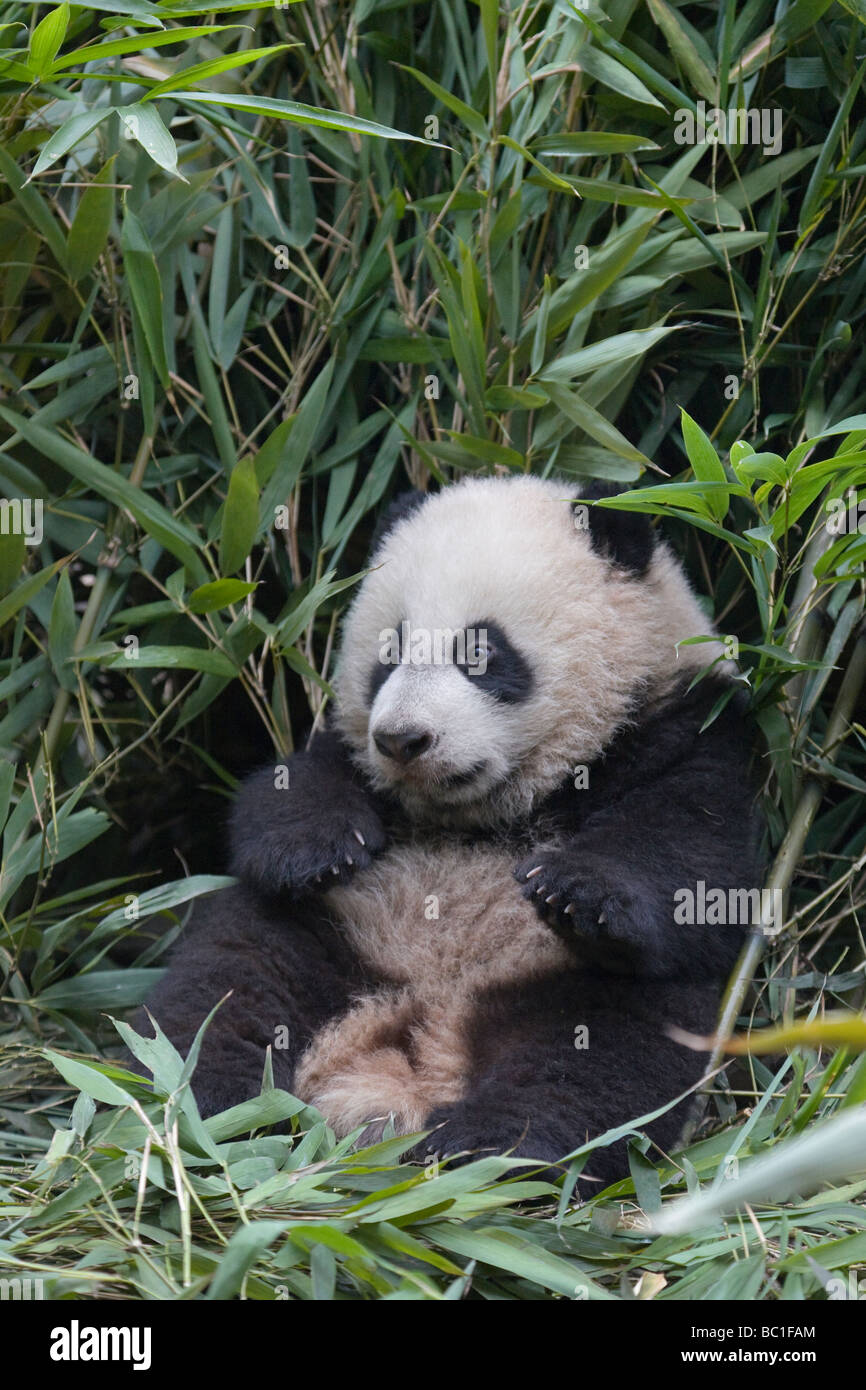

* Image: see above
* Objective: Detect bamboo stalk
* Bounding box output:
[785,510,837,719]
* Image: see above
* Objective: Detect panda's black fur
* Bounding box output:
[142,476,762,1182]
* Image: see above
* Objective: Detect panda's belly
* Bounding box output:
[292,842,571,1138]
[327,841,570,992]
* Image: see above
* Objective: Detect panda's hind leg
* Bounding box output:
[139,885,366,1120]
[415,972,717,1182]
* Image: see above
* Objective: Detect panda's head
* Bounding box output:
[333,475,723,825]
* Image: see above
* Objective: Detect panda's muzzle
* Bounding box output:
[373,727,434,766]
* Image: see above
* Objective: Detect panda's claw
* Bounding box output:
[515,848,647,961]
[353,829,366,846]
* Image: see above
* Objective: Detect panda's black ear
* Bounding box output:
[369,489,428,556]
[575,482,655,576]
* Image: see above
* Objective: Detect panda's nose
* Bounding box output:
[374,728,433,765]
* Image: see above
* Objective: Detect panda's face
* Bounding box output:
[334,476,721,825]
[365,616,536,808]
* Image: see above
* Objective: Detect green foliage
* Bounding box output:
[1,0,865,1300]
[3,1014,866,1300]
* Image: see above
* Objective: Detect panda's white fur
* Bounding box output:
[293,475,727,1137]
[336,475,724,826]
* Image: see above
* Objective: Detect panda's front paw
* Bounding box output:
[513,849,652,961]
[281,804,388,896]
[232,783,387,897]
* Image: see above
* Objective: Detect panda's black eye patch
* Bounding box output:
[367,619,533,706]
[456,619,533,703]
[368,621,404,705]
[368,656,393,706]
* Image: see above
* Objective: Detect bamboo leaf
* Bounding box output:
[44,1049,139,1109]
[258,359,335,534]
[220,455,259,576]
[142,43,294,99]
[65,156,116,281]
[170,91,445,145]
[77,643,237,676]
[541,326,680,382]
[395,64,487,138]
[207,1221,289,1300]
[121,209,171,389]
[51,25,237,71]
[680,409,729,521]
[48,568,77,692]
[480,0,498,104]
[38,969,165,1011]
[535,380,649,465]
[116,103,184,179]
[27,2,70,78]
[577,45,666,110]
[646,0,717,102]
[28,110,110,180]
[188,579,257,613]
[0,530,26,593]
[530,133,660,157]
[0,552,72,630]
[725,1014,866,1055]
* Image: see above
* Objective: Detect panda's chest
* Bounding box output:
[321,840,570,995]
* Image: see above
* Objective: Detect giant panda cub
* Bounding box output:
[145,475,762,1180]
